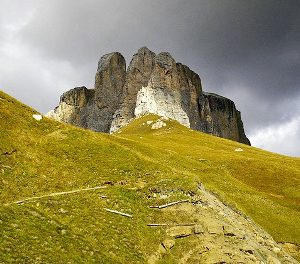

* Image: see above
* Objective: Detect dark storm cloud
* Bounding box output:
[1,0,299,156]
[20,1,300,104]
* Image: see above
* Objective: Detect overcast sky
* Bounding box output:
[1,0,299,157]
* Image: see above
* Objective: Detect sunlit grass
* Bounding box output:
[1,91,299,262]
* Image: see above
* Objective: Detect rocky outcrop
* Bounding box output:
[199,92,251,145]
[134,85,190,128]
[128,52,192,130]
[47,52,126,132]
[46,47,250,145]
[46,86,94,127]
[110,47,156,132]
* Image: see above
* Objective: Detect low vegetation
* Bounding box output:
[1,91,299,262]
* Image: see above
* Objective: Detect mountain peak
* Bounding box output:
[137,46,153,53]
[46,48,250,145]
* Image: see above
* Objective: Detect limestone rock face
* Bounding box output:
[46,86,94,127]
[47,47,250,145]
[91,52,126,132]
[47,52,126,132]
[176,62,202,130]
[199,92,250,145]
[94,52,126,106]
[134,85,190,128]
[132,52,191,129]
[110,47,156,132]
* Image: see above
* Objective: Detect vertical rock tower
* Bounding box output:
[47,47,250,145]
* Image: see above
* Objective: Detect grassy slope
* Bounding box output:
[117,116,300,242]
[0,91,299,263]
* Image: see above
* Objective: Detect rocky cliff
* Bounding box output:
[47,47,250,145]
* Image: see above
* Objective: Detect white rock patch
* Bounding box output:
[32,114,43,121]
[134,86,190,128]
[45,102,75,122]
[151,120,167,130]
[234,148,244,152]
[160,116,169,121]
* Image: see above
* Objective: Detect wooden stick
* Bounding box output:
[147,223,168,226]
[150,199,189,209]
[175,223,196,226]
[148,223,196,227]
[9,186,107,205]
[104,208,132,218]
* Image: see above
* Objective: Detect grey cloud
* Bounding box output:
[249,116,300,157]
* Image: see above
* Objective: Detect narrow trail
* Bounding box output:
[6,185,107,205]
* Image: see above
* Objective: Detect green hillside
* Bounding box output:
[0,90,299,263]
